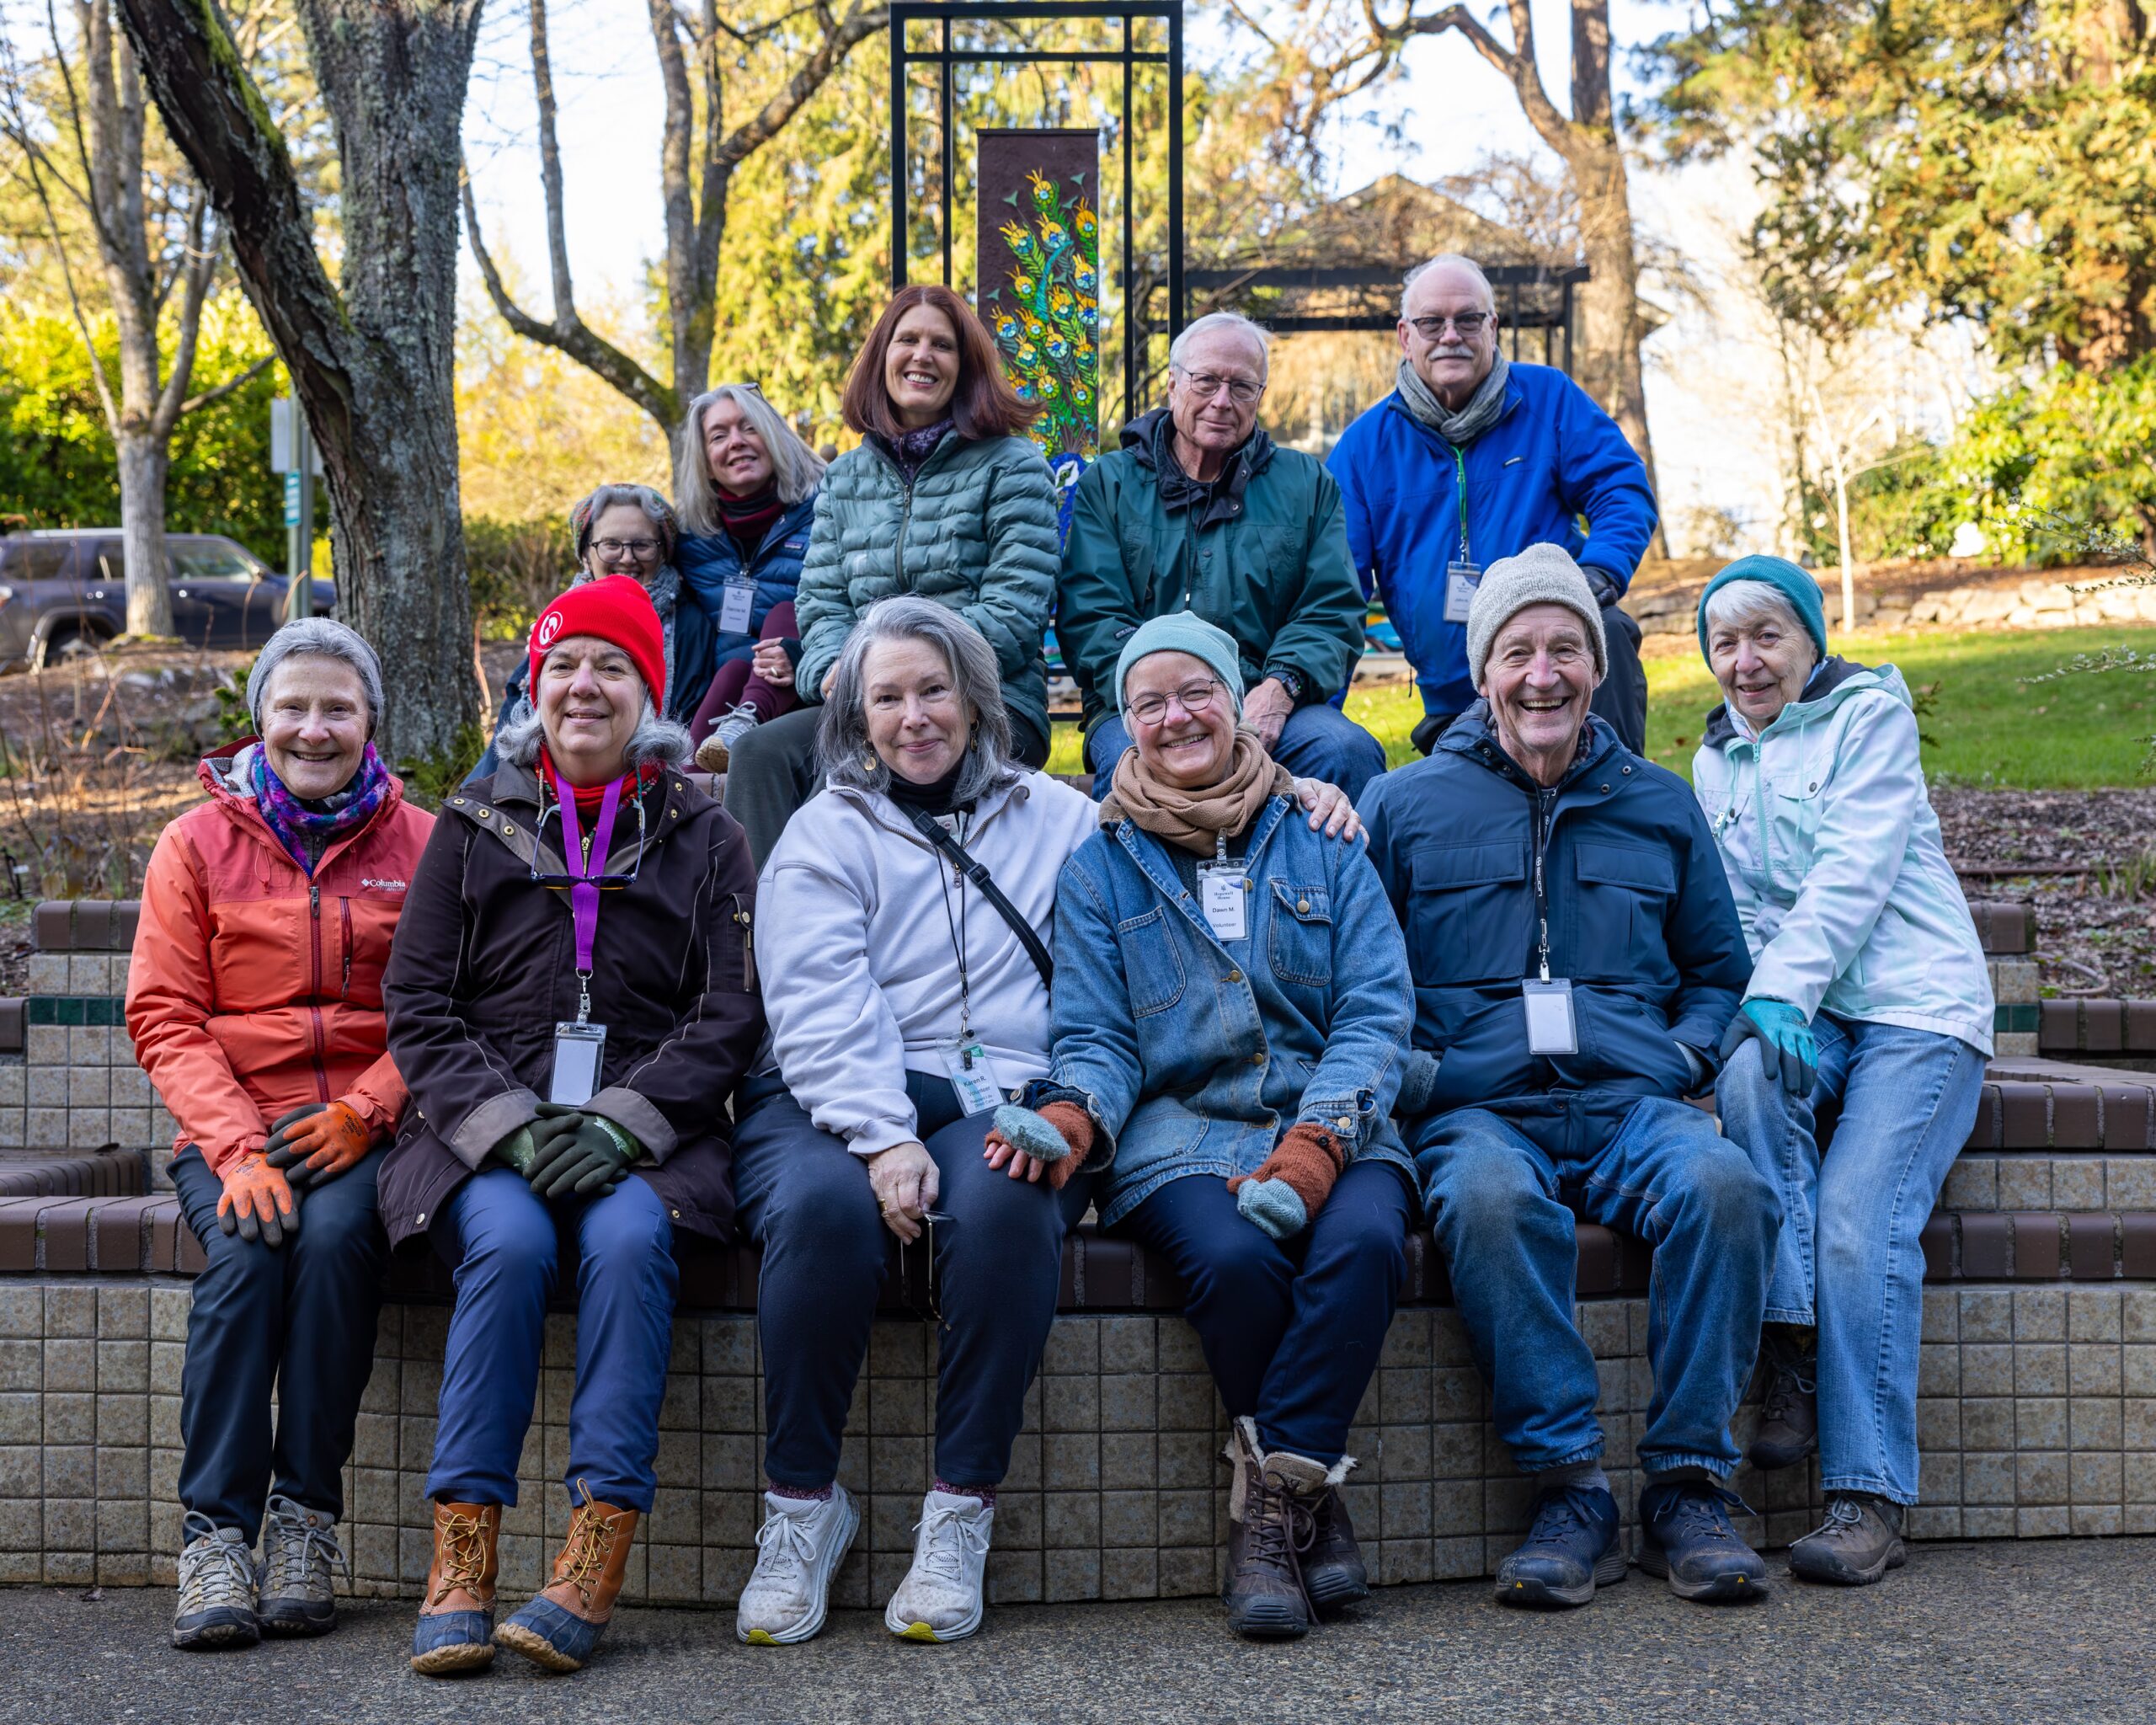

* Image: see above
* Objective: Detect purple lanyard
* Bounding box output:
[552,770,625,1020]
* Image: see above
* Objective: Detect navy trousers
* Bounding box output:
[424,1167,679,1514]
[171,1144,388,1541]
[1112,1159,1412,1465]
[731,1073,1083,1489]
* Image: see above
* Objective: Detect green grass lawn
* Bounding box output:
[1050,624,2156,789]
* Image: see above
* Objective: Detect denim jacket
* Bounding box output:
[1046,793,1414,1228]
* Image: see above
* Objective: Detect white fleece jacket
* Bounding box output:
[758,768,1099,1155]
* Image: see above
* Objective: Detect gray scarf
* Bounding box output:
[1396,350,1512,446]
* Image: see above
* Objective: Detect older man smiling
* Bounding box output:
[1361,543,1778,1612]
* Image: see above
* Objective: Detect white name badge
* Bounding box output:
[1199,865,1249,943]
[719,579,756,633]
[1523,979,1578,1055]
[1443,559,1483,625]
[549,1021,608,1105]
[938,1038,1005,1117]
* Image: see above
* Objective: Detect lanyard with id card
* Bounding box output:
[547,773,624,1106]
[1440,442,1480,624]
[718,578,756,634]
[1522,786,1577,1055]
[1197,833,1248,943]
[934,815,1007,1116]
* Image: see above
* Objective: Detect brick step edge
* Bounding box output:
[2040,1000,2156,1058]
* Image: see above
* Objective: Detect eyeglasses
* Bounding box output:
[590,537,662,558]
[1124,678,1225,726]
[527,785,648,889]
[1172,368,1264,405]
[1406,312,1493,339]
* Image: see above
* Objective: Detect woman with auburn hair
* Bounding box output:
[721,282,1060,866]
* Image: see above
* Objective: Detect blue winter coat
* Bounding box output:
[676,493,819,669]
[1327,364,1657,718]
[1359,706,1749,1125]
[1045,794,1415,1228]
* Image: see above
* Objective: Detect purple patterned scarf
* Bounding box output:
[248,742,392,875]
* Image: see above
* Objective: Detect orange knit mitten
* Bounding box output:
[1226,1123,1348,1240]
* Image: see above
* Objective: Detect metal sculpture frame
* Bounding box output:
[889,0,1186,426]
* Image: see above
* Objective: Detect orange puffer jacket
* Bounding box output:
[126,745,435,1178]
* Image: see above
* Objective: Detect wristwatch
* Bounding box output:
[1266,665,1307,702]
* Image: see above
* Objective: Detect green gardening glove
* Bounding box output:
[527,1103,639,1199]
[1719,998,1818,1099]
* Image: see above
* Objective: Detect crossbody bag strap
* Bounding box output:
[900,803,1055,990]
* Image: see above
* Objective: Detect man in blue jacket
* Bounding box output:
[1329,255,1656,753]
[1361,545,1778,1610]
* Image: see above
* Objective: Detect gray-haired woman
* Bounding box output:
[724,597,1098,1649]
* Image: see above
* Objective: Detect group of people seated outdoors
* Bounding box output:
[123,251,1993,1673]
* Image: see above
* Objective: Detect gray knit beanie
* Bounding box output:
[247,617,385,736]
[1113,611,1245,718]
[1465,543,1609,692]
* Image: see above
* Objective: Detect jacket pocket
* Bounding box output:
[1267,880,1333,986]
[1574,841,1676,978]
[1407,841,1530,984]
[1116,905,1186,1017]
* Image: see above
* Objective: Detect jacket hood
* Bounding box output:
[1437,699,1626,788]
[823,766,1034,848]
[1121,406,1276,481]
[1700,655,1892,750]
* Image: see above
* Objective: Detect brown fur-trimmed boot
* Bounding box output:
[1221,1417,1316,1641]
[493,1482,640,1674]
[1265,1452,1366,1616]
[409,1501,501,1675]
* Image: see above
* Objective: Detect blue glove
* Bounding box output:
[1718,998,1817,1099]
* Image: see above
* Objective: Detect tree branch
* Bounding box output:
[150,192,216,435]
[174,348,274,414]
[526,0,578,324]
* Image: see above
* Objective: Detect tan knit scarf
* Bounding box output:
[1100,728,1294,855]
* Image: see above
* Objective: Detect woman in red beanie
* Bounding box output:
[382,575,765,1679]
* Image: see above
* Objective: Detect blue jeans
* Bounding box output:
[1715,1015,1985,1503]
[1112,1160,1412,1464]
[1086,702,1387,804]
[171,1146,388,1540]
[731,1073,1086,1490]
[1416,1096,1779,1479]
[425,1167,678,1513]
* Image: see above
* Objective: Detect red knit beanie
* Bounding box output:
[528,575,667,708]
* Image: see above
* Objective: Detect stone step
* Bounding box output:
[2041,1000,2156,1061]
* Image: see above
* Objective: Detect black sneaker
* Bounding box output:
[1494,1483,1625,1610]
[1748,1334,1818,1471]
[1788,1493,1907,1586]
[1637,1479,1769,1603]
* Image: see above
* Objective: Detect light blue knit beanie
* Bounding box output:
[1112,611,1244,718]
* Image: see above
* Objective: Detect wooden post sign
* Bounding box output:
[975,127,1102,542]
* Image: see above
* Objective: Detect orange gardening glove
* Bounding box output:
[985,1100,1094,1191]
[217,1152,300,1248]
[262,1100,373,1191]
[1226,1124,1348,1241]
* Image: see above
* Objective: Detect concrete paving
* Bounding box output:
[3,1537,2144,1724]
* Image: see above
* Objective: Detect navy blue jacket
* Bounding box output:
[1327,364,1657,718]
[676,493,819,669]
[1359,706,1748,1120]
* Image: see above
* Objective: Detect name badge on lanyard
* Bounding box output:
[1197,835,1247,943]
[1443,559,1483,625]
[1523,977,1578,1055]
[547,774,624,1106]
[718,578,756,634]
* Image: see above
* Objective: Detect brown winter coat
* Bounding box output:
[377,758,760,1248]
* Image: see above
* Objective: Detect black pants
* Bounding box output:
[1411,601,1647,756]
[171,1145,388,1540]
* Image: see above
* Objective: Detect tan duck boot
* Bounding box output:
[494,1481,640,1673]
[409,1501,501,1675]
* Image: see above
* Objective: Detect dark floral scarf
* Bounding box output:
[248,742,392,875]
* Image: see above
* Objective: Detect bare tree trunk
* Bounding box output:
[113,0,483,765]
[113,430,172,636]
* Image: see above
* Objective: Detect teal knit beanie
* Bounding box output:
[1696,555,1830,663]
[1113,611,1245,718]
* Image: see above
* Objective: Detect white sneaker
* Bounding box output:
[695,705,761,774]
[883,1490,993,1643]
[736,1485,859,1645]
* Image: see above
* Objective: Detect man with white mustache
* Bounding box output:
[1361,544,1779,1611]
[1328,254,1656,756]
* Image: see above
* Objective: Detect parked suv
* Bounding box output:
[0,530,335,671]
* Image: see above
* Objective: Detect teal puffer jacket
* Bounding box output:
[794,433,1060,745]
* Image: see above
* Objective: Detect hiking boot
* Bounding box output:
[695,706,761,774]
[884,1490,995,1643]
[1637,1478,1769,1603]
[1788,1492,1907,1587]
[257,1493,347,1637]
[1494,1482,1626,1610]
[494,1481,639,1674]
[738,1486,860,1645]
[1220,1417,1316,1641]
[1748,1327,1818,1471]
[173,1514,259,1650]
[1299,1483,1369,1616]
[410,1500,500,1675]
